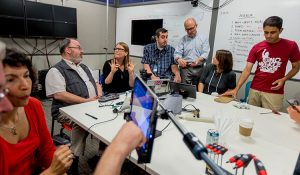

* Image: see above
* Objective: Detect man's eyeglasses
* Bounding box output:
[68,46,83,50]
[185,25,196,32]
[0,88,9,102]
[114,48,125,51]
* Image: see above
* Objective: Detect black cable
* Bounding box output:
[182,104,198,111]
[160,121,171,133]
[182,104,200,118]
[87,113,119,132]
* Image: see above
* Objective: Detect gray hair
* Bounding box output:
[0,41,6,60]
[59,38,71,55]
[184,17,197,26]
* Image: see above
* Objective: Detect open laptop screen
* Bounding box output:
[169,81,197,98]
[146,79,170,96]
[129,76,158,163]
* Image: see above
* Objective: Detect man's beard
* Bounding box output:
[71,56,83,64]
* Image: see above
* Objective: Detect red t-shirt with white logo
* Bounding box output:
[247,39,300,94]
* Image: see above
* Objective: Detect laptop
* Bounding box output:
[146,79,170,97]
[169,82,197,99]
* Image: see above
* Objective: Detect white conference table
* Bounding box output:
[60,93,300,175]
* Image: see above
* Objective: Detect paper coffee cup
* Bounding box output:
[239,118,254,136]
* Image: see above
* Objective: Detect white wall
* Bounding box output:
[116,1,213,57]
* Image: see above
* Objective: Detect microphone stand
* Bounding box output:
[103,47,108,61]
[157,100,227,175]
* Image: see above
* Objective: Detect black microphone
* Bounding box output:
[139,69,152,81]
[253,157,267,175]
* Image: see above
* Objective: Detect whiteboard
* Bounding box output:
[116,1,213,57]
[213,0,300,80]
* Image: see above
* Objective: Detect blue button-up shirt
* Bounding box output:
[174,32,210,62]
[142,43,176,78]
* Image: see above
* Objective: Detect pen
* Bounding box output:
[85,113,98,120]
[260,109,280,115]
[286,100,300,113]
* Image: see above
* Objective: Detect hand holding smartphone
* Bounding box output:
[286,100,300,113]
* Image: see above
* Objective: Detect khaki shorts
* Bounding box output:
[248,88,283,111]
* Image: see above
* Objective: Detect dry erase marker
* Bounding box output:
[85,113,98,120]
[286,100,300,113]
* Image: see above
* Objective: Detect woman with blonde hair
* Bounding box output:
[102,42,135,93]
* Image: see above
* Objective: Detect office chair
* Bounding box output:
[51,115,71,141]
[240,81,252,103]
[100,74,104,85]
[51,116,88,155]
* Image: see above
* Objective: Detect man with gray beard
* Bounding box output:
[46,38,102,174]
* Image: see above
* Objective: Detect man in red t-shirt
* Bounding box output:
[223,16,300,110]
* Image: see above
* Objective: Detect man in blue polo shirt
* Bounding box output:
[174,17,210,85]
[142,28,181,82]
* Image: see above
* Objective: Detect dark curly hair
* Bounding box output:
[2,48,36,84]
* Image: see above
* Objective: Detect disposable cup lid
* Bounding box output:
[239,118,254,128]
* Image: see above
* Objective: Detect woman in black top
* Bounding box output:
[198,49,236,95]
[102,42,135,93]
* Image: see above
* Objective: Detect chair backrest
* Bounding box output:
[100,74,104,85]
[240,81,252,102]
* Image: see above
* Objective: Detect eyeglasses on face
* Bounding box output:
[114,48,125,51]
[0,88,9,102]
[68,46,83,50]
[185,25,196,31]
